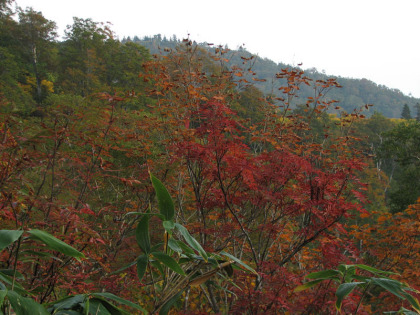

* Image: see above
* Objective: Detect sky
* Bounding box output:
[13,0,420,99]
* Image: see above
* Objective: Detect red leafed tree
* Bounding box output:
[174,99,365,312]
[136,41,369,313]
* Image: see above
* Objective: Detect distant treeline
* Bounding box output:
[125,35,420,118]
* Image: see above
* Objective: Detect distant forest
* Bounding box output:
[125,34,420,118]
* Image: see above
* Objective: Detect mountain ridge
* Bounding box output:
[126,34,419,118]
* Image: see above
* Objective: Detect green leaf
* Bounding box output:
[401,291,420,312]
[150,174,174,221]
[0,269,25,280]
[306,269,341,280]
[150,259,164,276]
[159,289,184,315]
[403,286,420,293]
[384,307,420,315]
[136,215,151,254]
[151,252,185,276]
[174,240,195,256]
[0,290,7,306]
[167,239,182,253]
[137,254,148,282]
[163,220,175,234]
[0,272,29,296]
[46,294,86,313]
[352,274,372,282]
[294,279,325,292]
[27,229,85,261]
[178,257,193,265]
[219,251,257,275]
[92,293,147,314]
[87,298,114,315]
[344,266,356,282]
[335,282,364,311]
[7,290,49,315]
[371,278,405,299]
[355,264,397,275]
[0,230,23,251]
[147,243,164,253]
[338,264,347,273]
[338,265,357,282]
[175,223,207,261]
[84,297,90,315]
[91,296,133,315]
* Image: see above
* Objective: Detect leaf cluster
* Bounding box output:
[296,264,420,314]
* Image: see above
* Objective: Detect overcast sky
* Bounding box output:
[14,0,420,98]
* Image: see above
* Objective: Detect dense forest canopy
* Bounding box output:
[1,1,419,314]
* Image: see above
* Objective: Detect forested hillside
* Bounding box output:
[1,2,420,314]
[131,35,420,118]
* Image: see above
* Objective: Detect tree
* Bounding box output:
[415,102,420,121]
[17,7,57,102]
[0,0,36,112]
[378,120,420,212]
[0,0,13,17]
[350,112,397,212]
[233,85,265,124]
[401,103,412,119]
[137,41,369,312]
[58,17,110,96]
[102,40,150,92]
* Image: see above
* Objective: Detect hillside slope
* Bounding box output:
[130,35,419,118]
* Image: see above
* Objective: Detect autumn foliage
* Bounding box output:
[1,33,419,314]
